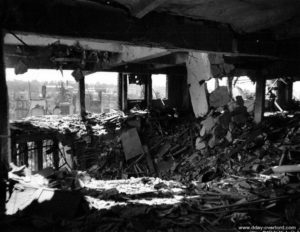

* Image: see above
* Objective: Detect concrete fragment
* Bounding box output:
[186,52,212,117]
[217,110,231,129]
[195,137,206,150]
[209,86,231,108]
[6,186,82,219]
[157,159,175,177]
[201,116,215,134]
[226,131,232,142]
[213,124,227,139]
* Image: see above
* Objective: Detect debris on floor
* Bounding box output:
[6,98,300,231]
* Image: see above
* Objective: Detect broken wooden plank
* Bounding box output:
[143,145,156,175]
[272,165,300,173]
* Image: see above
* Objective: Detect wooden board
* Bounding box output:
[121,128,144,160]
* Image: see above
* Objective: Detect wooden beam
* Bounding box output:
[254,75,266,124]
[0,29,9,216]
[131,0,167,18]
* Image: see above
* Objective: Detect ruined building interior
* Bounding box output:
[1,0,300,231]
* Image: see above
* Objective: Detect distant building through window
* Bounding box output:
[293,81,300,100]
[6,68,119,120]
[152,74,167,100]
[84,72,119,114]
[127,74,146,100]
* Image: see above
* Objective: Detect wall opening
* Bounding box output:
[6,68,119,120]
[152,74,168,100]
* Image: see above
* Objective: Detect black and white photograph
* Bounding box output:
[1,0,300,231]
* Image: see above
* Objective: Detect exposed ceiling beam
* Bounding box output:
[131,0,167,18]
[103,46,172,69]
[140,52,188,65]
[2,0,235,54]
[2,0,300,60]
[4,33,122,53]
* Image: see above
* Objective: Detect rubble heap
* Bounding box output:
[6,95,300,231]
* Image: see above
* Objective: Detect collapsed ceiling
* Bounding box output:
[2,0,300,78]
[99,0,300,38]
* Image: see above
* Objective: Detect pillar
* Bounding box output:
[254,75,266,124]
[0,30,8,216]
[79,76,86,119]
[277,79,293,110]
[34,141,43,171]
[168,74,183,109]
[53,139,59,170]
[118,73,128,111]
[227,76,233,99]
[145,74,152,108]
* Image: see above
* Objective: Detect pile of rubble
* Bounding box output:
[6,169,300,231]
[7,90,300,231]
[10,93,300,185]
[10,111,124,139]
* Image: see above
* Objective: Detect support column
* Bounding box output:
[287,80,293,107]
[227,76,233,99]
[53,139,59,170]
[254,75,266,124]
[168,74,183,109]
[145,74,152,108]
[118,73,128,111]
[0,30,8,216]
[20,142,28,167]
[36,141,43,170]
[277,79,293,110]
[79,76,86,119]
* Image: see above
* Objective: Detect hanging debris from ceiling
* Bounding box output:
[49,41,112,71]
[14,59,28,75]
[186,52,213,118]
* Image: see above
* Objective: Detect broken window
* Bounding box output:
[6,68,77,120]
[207,77,228,93]
[293,81,300,100]
[152,74,168,100]
[127,74,146,100]
[6,68,119,119]
[84,72,119,114]
[206,76,255,112]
